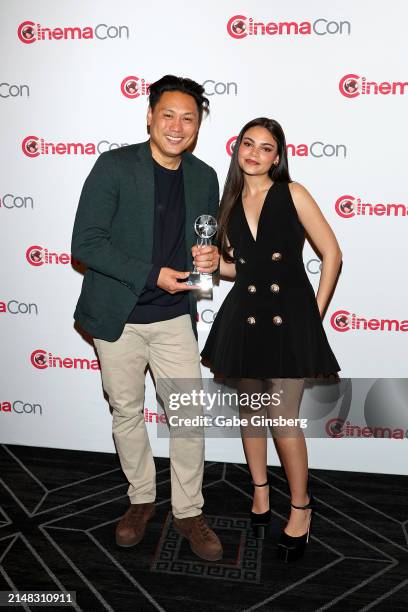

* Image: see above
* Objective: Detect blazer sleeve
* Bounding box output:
[71,152,153,296]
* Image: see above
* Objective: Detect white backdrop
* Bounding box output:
[1,1,407,474]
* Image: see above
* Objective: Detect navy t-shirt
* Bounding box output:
[126,159,190,323]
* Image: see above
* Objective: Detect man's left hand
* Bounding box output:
[191,244,220,273]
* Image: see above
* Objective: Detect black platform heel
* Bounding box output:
[277,492,316,562]
[250,481,271,539]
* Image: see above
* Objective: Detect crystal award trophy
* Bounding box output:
[187,214,218,298]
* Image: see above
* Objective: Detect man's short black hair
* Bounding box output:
[148,75,210,122]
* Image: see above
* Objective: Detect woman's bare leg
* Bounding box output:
[270,379,312,536]
[238,378,269,513]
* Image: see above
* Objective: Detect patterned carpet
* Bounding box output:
[0,444,407,611]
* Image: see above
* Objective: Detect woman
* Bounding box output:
[201,118,342,562]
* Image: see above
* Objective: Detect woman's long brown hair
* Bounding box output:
[218,117,291,263]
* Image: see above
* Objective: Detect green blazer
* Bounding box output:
[71,140,219,341]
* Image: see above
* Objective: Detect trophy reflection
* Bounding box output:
[187,214,218,298]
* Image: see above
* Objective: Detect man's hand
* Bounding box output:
[191,245,220,273]
[157,267,197,294]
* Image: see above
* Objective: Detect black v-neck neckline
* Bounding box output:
[240,182,276,243]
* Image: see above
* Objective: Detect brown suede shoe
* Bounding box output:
[115,502,155,547]
[173,513,223,561]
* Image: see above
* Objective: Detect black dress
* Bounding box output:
[201,182,341,379]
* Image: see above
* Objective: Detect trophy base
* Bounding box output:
[186,271,202,287]
[186,272,213,299]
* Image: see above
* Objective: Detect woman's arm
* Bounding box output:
[219,235,236,280]
[220,257,236,280]
[289,182,342,318]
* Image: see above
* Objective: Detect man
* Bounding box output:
[71,75,222,561]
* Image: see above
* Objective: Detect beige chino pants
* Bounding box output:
[94,314,204,519]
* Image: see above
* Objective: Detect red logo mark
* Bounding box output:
[120,76,150,99]
[339,74,360,98]
[227,15,247,39]
[18,21,36,43]
[22,136,40,158]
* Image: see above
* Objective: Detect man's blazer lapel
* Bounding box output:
[130,140,155,261]
[182,153,201,262]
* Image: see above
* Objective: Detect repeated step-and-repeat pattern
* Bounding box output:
[1,1,407,474]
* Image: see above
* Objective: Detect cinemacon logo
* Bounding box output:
[22,136,128,157]
[339,74,408,98]
[331,310,408,333]
[326,418,407,439]
[121,77,238,99]
[227,15,351,39]
[145,408,167,424]
[26,245,72,266]
[18,20,129,43]
[226,137,346,158]
[31,349,100,371]
[1,193,34,209]
[0,82,30,98]
[1,299,38,315]
[0,400,43,416]
[121,76,150,99]
[335,195,407,218]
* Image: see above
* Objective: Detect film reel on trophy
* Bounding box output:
[187,214,218,298]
